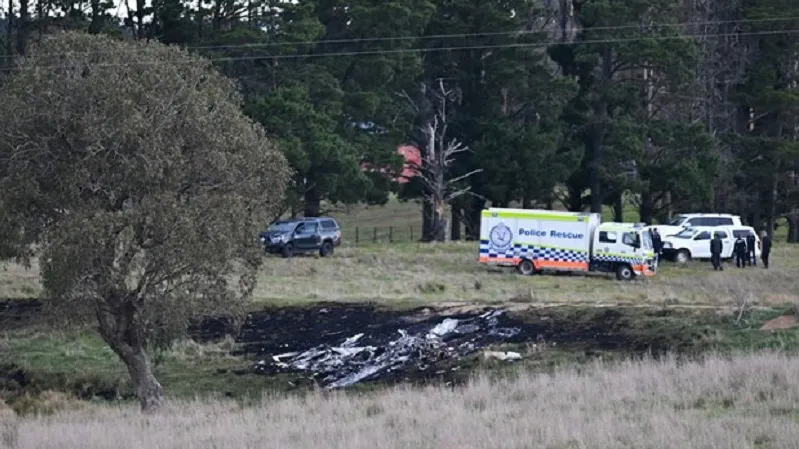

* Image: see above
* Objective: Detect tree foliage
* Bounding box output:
[0,31,291,411]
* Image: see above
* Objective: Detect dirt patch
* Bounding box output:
[760,315,799,331]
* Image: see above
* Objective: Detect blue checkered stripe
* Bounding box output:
[592,253,645,265]
[479,240,588,262]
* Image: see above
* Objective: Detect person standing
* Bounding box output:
[746,232,757,266]
[710,232,723,271]
[760,230,772,269]
[734,234,748,268]
[652,228,663,261]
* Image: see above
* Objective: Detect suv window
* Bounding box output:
[296,222,318,234]
[732,229,753,239]
[694,231,711,240]
[715,217,734,225]
[320,219,338,230]
[713,231,729,239]
[686,217,714,226]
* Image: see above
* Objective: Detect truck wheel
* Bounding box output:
[675,249,691,264]
[518,259,536,276]
[615,264,634,281]
[320,241,334,257]
[281,243,294,259]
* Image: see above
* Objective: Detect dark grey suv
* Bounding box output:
[259,217,342,258]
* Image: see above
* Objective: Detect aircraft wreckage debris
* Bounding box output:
[253,309,523,388]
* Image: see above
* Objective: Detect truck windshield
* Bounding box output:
[674,229,696,239]
[267,222,297,232]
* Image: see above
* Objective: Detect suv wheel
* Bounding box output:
[675,249,691,264]
[320,241,334,257]
[281,243,294,258]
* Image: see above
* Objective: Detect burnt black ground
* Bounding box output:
[1,298,710,357]
[0,298,741,396]
[0,299,42,330]
[0,298,700,356]
[191,302,695,358]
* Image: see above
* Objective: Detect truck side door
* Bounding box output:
[293,222,319,250]
[713,230,733,258]
[692,231,711,258]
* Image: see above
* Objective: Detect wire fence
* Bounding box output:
[341,226,420,244]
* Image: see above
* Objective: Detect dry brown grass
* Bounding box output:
[0,259,41,299]
[6,351,799,449]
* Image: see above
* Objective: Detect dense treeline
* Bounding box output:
[2,0,798,242]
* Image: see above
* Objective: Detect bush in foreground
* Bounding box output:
[8,351,799,449]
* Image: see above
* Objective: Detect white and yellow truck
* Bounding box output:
[478,207,657,280]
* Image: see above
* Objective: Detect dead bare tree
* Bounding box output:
[401,79,482,242]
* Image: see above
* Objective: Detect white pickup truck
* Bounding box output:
[661,225,761,264]
[648,213,743,238]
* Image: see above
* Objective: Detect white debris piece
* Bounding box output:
[483,351,523,362]
[428,318,459,338]
[254,309,522,388]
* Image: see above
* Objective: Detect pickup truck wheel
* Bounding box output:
[675,249,691,264]
[281,243,294,258]
[518,259,535,276]
[320,241,334,257]
[615,264,634,281]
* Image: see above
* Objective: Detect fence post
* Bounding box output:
[355,227,359,244]
[373,227,377,243]
[410,225,413,241]
[389,226,393,243]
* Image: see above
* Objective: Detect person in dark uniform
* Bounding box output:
[651,228,663,260]
[710,232,723,271]
[734,234,748,268]
[746,232,757,266]
[760,230,772,269]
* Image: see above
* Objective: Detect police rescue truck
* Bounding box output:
[478,208,657,280]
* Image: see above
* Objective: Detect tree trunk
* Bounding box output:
[136,0,145,39]
[5,0,13,66]
[96,300,164,413]
[613,193,623,222]
[787,211,799,243]
[639,192,654,224]
[464,196,484,241]
[566,182,583,211]
[590,45,613,215]
[119,346,164,412]
[89,0,102,34]
[16,0,28,56]
[450,206,462,241]
[303,184,321,217]
[421,200,433,241]
[766,177,778,240]
[430,197,446,242]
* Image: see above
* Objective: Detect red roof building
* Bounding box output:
[360,145,421,184]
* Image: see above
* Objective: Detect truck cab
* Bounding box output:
[589,223,657,280]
